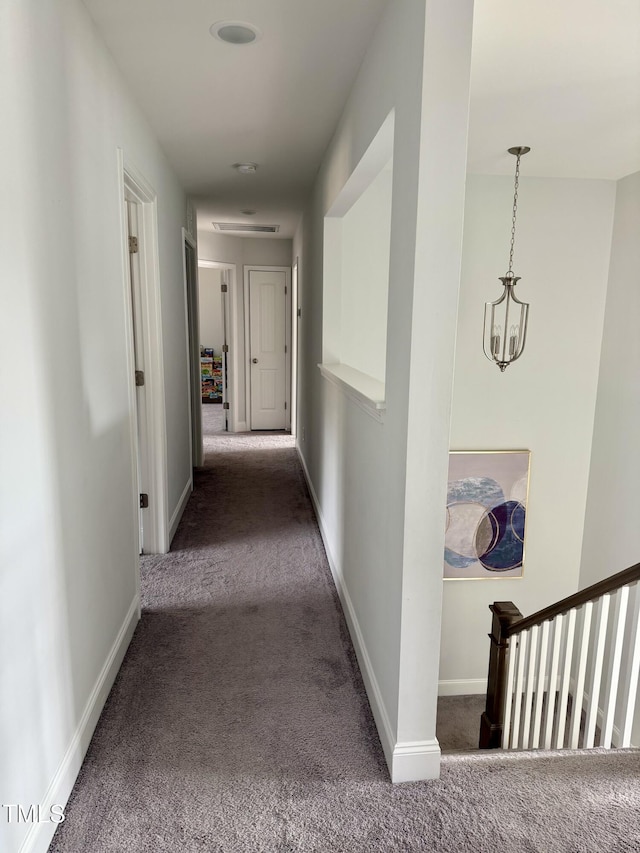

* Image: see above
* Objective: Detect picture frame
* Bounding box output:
[444,450,531,580]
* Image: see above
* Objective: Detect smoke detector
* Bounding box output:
[232,162,258,175]
[210,21,262,45]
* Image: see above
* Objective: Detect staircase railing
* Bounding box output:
[479,562,640,751]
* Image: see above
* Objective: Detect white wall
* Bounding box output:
[439,175,616,693]
[339,163,392,384]
[198,267,223,351]
[0,2,188,851]
[579,173,640,749]
[293,0,473,781]
[197,231,292,429]
[580,171,640,588]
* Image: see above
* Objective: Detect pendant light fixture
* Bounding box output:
[483,146,531,372]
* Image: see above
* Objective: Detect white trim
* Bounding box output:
[20,597,139,853]
[391,739,441,784]
[318,363,386,423]
[119,150,170,554]
[438,678,488,696]
[296,445,424,782]
[169,477,193,544]
[235,420,248,433]
[244,265,292,431]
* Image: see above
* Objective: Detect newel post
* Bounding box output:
[479,601,522,749]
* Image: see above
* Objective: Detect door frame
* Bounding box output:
[182,228,202,468]
[244,265,292,431]
[118,149,169,556]
[199,259,238,432]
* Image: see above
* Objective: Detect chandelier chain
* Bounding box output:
[507,152,521,276]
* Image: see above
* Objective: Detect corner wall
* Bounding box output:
[294,0,473,781]
[0,1,188,851]
[440,175,616,694]
[580,171,640,588]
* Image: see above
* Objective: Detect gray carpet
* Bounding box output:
[50,425,640,852]
[436,695,485,752]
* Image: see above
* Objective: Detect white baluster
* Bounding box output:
[531,620,550,748]
[522,624,539,748]
[602,585,629,748]
[584,594,611,748]
[621,583,640,747]
[555,608,577,748]
[544,614,563,749]
[569,602,593,749]
[501,632,518,748]
[511,629,529,749]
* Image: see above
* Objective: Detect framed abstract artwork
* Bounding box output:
[444,451,531,580]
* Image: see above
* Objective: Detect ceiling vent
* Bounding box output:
[213,222,280,234]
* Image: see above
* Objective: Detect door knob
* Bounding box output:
[252,358,258,364]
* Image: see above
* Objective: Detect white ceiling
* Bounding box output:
[83,0,640,237]
[469,0,640,179]
[82,0,388,237]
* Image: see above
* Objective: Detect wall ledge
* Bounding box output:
[318,363,386,423]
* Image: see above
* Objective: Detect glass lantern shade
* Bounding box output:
[483,275,529,372]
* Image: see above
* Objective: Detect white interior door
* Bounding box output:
[183,234,203,467]
[249,269,287,430]
[126,201,147,552]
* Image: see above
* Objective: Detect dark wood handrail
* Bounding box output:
[506,561,640,637]
[479,561,640,749]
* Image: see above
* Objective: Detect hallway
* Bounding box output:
[50,421,389,851]
[49,427,640,852]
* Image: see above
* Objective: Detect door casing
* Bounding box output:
[118,149,169,560]
[182,229,202,468]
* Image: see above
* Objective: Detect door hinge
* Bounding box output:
[221,283,228,293]
[135,370,145,387]
[284,345,287,353]
[284,402,287,410]
[297,308,302,318]
[223,402,230,410]
[129,236,139,254]
[139,493,149,509]
[222,344,229,353]
[285,286,288,294]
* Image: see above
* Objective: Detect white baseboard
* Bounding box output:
[234,420,248,433]
[296,447,438,782]
[20,597,139,853]
[169,476,192,544]
[438,678,487,696]
[391,739,441,783]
